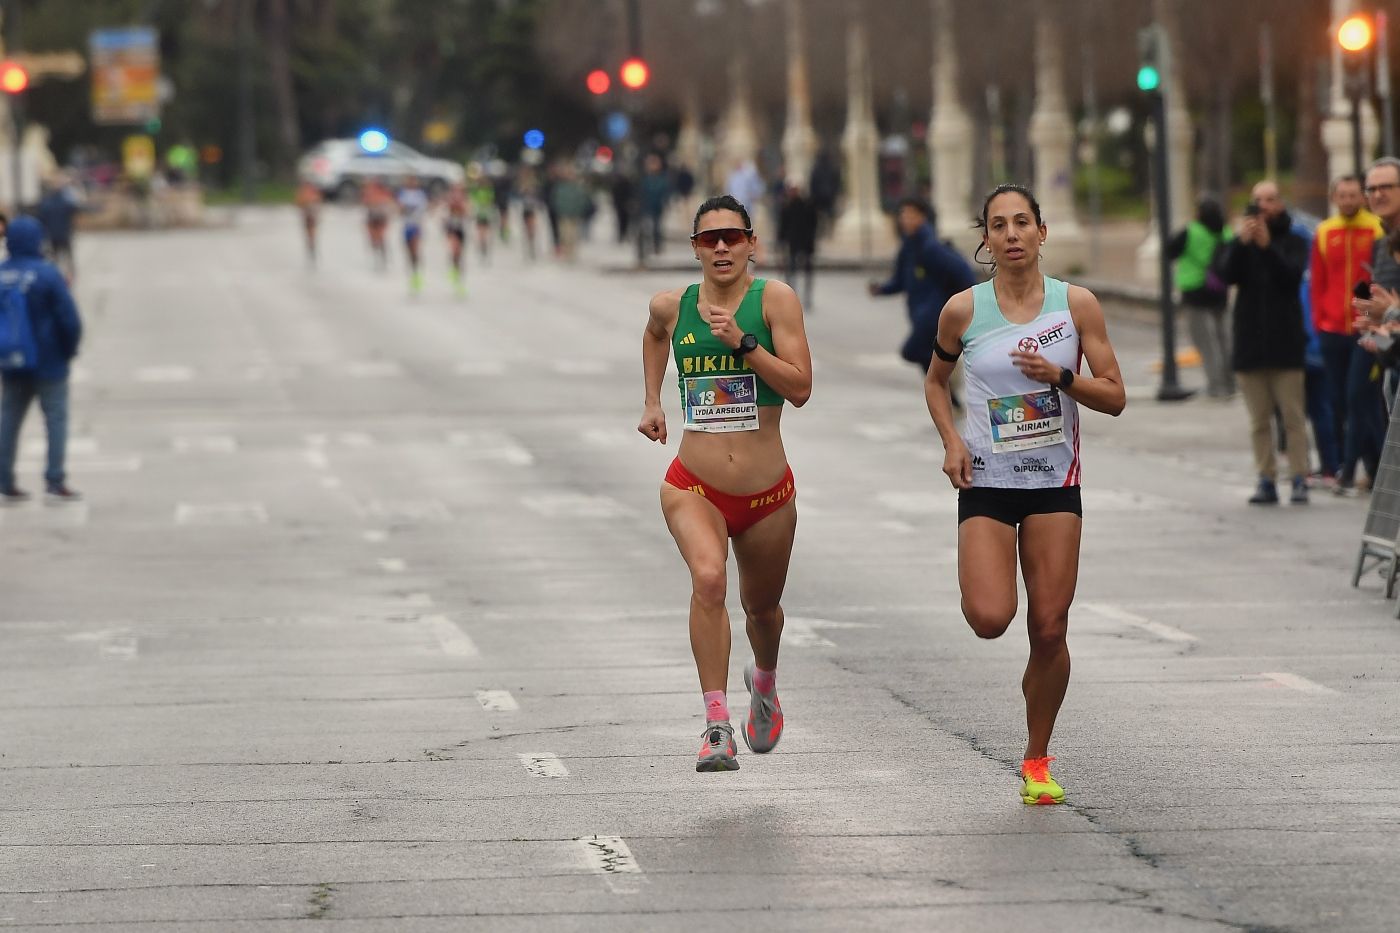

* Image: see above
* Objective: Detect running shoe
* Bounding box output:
[1021,756,1064,805]
[1,486,30,505]
[742,663,784,754]
[695,721,739,773]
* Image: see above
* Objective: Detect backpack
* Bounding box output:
[0,278,36,373]
[1203,239,1230,297]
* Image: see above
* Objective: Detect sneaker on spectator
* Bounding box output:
[44,484,82,503]
[1,486,30,505]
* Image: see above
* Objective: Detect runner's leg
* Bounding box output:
[958,517,1018,639]
[661,486,732,696]
[1016,511,1081,759]
[733,499,797,671]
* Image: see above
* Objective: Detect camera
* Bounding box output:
[1244,203,1261,217]
[1355,280,1373,300]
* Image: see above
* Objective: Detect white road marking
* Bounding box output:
[135,365,194,383]
[24,437,97,457]
[877,490,957,515]
[579,835,644,893]
[455,360,508,376]
[64,628,138,660]
[552,360,612,376]
[361,530,389,543]
[581,428,622,447]
[854,423,918,442]
[475,689,518,711]
[377,557,407,573]
[360,499,451,522]
[522,492,630,518]
[346,360,403,378]
[172,435,238,454]
[320,476,342,489]
[446,432,535,466]
[422,614,478,656]
[1260,672,1337,695]
[0,503,90,527]
[17,456,141,473]
[1081,603,1198,643]
[175,503,269,526]
[303,450,330,470]
[519,753,569,778]
[403,592,434,608]
[877,519,917,534]
[782,615,876,648]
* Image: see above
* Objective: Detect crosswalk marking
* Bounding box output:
[519,753,569,778]
[175,502,269,526]
[1081,603,1198,643]
[475,689,518,711]
[422,615,478,657]
[1260,672,1336,695]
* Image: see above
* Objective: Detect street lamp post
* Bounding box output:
[1339,13,1375,177]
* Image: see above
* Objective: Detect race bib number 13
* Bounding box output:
[684,374,759,432]
[987,389,1064,453]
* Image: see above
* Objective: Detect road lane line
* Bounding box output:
[1081,603,1198,643]
[175,503,269,526]
[1260,672,1337,694]
[519,753,569,778]
[403,592,434,608]
[377,558,407,573]
[422,615,478,657]
[579,835,645,893]
[783,618,837,648]
[475,689,518,711]
[172,435,238,454]
[361,530,389,543]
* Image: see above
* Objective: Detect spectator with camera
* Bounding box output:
[1221,180,1311,505]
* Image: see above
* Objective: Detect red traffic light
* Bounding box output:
[619,57,649,90]
[586,69,611,95]
[0,61,29,94]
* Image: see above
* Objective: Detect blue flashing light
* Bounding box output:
[359,129,389,153]
[523,129,546,150]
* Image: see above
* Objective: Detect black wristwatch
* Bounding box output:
[1057,367,1075,390]
[734,333,760,358]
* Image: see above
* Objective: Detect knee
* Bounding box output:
[743,601,783,631]
[1027,610,1068,653]
[690,564,727,608]
[963,599,1015,640]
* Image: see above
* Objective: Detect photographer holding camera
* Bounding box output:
[1221,181,1311,505]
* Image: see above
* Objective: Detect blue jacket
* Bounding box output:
[0,216,81,381]
[877,222,976,323]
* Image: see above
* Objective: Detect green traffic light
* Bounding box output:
[1137,66,1160,92]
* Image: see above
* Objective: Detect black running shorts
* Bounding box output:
[957,486,1082,527]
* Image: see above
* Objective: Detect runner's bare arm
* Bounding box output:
[639,289,682,444]
[747,280,813,406]
[925,290,974,488]
[1066,285,1126,416]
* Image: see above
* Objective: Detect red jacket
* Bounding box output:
[1309,209,1384,335]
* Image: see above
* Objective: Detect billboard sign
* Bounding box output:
[90,27,159,125]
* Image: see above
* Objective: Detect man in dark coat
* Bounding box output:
[777,182,819,310]
[1222,180,1311,505]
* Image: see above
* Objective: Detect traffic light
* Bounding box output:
[1339,14,1374,53]
[1136,25,1164,93]
[586,69,611,96]
[0,61,28,94]
[619,57,649,90]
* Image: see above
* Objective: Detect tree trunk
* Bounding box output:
[265,0,302,180]
[1294,55,1328,215]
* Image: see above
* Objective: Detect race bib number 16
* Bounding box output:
[987,388,1064,453]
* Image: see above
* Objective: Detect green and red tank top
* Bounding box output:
[672,278,782,433]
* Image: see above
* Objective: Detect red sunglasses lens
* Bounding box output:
[694,228,747,248]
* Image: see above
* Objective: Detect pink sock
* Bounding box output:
[752,666,776,695]
[703,690,729,722]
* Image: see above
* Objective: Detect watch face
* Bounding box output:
[740,335,758,352]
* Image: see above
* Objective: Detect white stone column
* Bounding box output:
[781,0,818,188]
[1137,0,1196,279]
[1323,0,1381,180]
[928,0,975,247]
[1028,9,1087,273]
[829,3,896,258]
[671,90,706,234]
[718,56,760,182]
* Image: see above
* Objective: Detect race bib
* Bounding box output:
[987,389,1065,453]
[683,374,759,432]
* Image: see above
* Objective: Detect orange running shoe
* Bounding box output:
[1021,756,1065,805]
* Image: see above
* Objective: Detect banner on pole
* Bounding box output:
[90,27,160,125]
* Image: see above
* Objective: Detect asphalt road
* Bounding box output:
[1,206,1395,932]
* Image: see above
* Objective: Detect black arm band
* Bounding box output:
[932,339,962,363]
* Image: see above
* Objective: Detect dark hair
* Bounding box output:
[1196,198,1225,234]
[972,184,1043,274]
[693,194,752,234]
[1332,173,1362,193]
[897,196,935,225]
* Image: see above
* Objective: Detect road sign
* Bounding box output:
[90,27,160,125]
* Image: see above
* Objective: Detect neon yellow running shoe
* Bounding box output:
[1021,756,1064,805]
